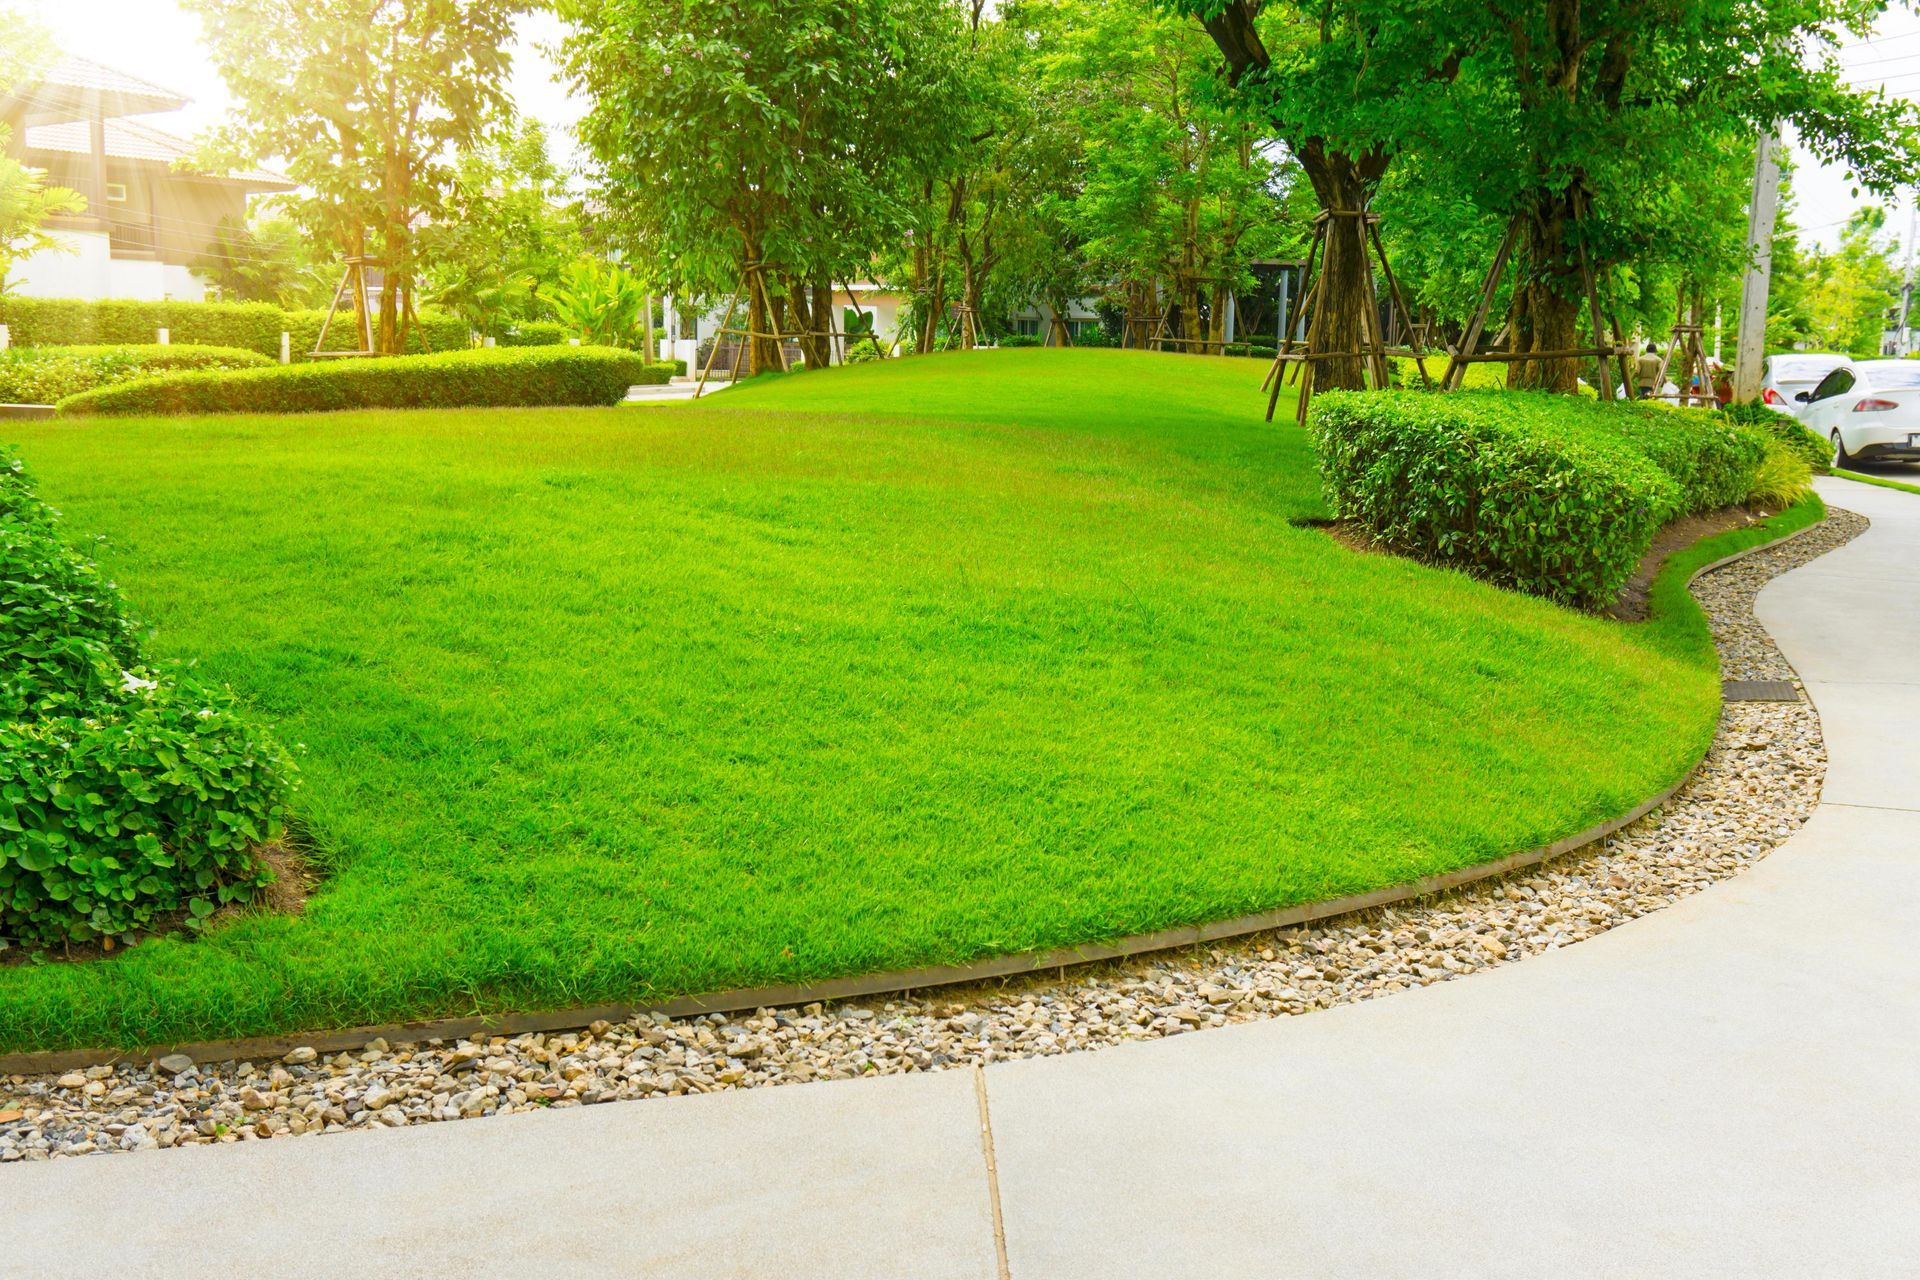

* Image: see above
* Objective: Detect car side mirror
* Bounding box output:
[1795,391,1812,403]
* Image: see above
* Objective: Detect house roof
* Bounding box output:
[22,117,295,192]
[2,55,189,126]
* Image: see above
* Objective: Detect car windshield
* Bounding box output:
[1859,363,1920,390]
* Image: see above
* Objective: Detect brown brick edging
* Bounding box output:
[0,511,1823,1077]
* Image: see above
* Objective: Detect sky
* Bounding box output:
[15,0,1920,266]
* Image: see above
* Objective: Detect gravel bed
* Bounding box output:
[0,507,1867,1162]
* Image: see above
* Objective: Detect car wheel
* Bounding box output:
[1832,429,1854,471]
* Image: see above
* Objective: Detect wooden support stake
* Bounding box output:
[1447,218,1521,391]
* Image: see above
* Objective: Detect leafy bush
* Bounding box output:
[996,334,1043,348]
[1723,397,1830,474]
[0,344,272,404]
[0,297,475,362]
[282,308,471,361]
[844,338,892,364]
[0,297,285,354]
[0,448,295,947]
[1310,391,1768,607]
[1747,439,1815,507]
[59,345,668,417]
[499,320,570,347]
[547,259,651,348]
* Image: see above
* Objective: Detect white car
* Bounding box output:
[1762,352,1847,416]
[1799,359,1920,467]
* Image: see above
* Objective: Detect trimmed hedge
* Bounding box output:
[1310,391,1768,607]
[0,447,295,947]
[282,309,472,361]
[59,345,669,416]
[0,297,474,362]
[499,320,570,347]
[0,297,283,354]
[0,344,272,404]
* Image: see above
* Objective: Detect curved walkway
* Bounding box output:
[8,478,1919,1277]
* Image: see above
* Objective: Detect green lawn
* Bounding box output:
[2,349,1742,1052]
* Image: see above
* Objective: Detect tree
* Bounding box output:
[191,206,336,306]
[561,0,968,373]
[419,119,585,336]
[0,7,84,294]
[1018,0,1285,355]
[1180,1,1920,394]
[186,0,524,352]
[1172,0,1472,388]
[1801,209,1901,358]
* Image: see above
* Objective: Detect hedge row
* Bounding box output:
[0,447,296,947]
[1310,391,1768,607]
[0,344,271,404]
[59,345,671,416]
[282,309,472,360]
[0,297,494,361]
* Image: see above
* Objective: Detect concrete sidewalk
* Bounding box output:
[7,476,1918,1278]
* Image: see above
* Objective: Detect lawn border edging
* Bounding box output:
[0,495,1827,1076]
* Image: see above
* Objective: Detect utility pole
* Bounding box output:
[1897,197,1917,356]
[1733,130,1783,403]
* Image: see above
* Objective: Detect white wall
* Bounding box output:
[10,228,210,302]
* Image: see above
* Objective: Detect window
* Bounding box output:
[1810,368,1854,401]
[104,182,127,203]
[1015,317,1040,337]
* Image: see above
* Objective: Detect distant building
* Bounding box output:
[0,56,293,301]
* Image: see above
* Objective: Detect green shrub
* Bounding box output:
[1723,397,1830,474]
[0,297,284,354]
[0,447,295,947]
[844,338,892,364]
[499,321,569,347]
[1310,391,1768,607]
[997,334,1043,348]
[59,345,668,417]
[282,308,472,361]
[0,344,272,404]
[1747,439,1815,507]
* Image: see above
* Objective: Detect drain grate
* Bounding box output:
[1722,679,1800,702]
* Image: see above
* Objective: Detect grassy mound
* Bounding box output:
[0,349,1759,1052]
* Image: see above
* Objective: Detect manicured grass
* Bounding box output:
[1832,465,1920,497]
[2,349,1745,1052]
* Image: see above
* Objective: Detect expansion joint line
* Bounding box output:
[974,1064,1013,1279]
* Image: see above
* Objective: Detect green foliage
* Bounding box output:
[419,119,587,337]
[0,297,286,354]
[1310,391,1767,606]
[185,0,520,353]
[498,321,570,348]
[997,334,1043,348]
[0,445,294,947]
[1723,398,1830,475]
[0,345,272,404]
[1746,440,1815,508]
[58,346,665,417]
[191,212,335,308]
[562,0,967,366]
[545,260,650,348]
[282,308,471,360]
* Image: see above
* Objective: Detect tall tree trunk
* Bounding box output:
[812,279,835,366]
[1209,281,1230,353]
[1290,141,1382,391]
[1297,141,1388,391]
[1507,189,1583,392]
[741,231,780,376]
